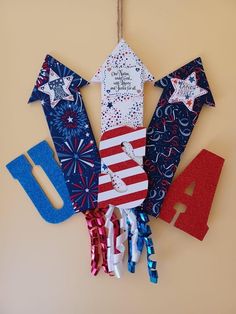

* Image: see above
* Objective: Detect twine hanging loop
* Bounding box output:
[117,0,123,42]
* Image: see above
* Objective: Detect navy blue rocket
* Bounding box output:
[142,57,215,217]
[28,55,100,212]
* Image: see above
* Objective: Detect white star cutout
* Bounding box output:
[67,116,73,123]
[168,72,208,111]
[38,68,74,108]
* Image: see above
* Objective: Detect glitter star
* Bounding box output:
[38,68,74,108]
[168,72,208,111]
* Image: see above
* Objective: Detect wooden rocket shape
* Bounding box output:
[91,39,154,133]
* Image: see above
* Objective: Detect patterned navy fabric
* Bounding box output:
[28,55,100,212]
[142,57,215,217]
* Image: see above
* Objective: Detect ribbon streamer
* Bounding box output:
[105,206,140,278]
[105,205,115,274]
[94,209,109,274]
[105,206,127,278]
[128,209,158,284]
[105,206,128,278]
[113,208,128,278]
[112,211,120,256]
[85,209,120,276]
[126,209,140,263]
[85,211,101,275]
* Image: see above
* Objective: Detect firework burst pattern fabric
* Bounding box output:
[49,102,88,139]
[28,54,100,212]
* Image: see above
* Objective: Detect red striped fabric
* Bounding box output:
[99,173,147,193]
[98,126,148,209]
[100,138,146,158]
[99,190,148,209]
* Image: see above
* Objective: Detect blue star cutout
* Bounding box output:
[189,75,195,83]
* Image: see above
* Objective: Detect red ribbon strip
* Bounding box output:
[85,211,100,275]
[85,209,120,276]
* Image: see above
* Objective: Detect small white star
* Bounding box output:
[169,72,208,111]
[85,188,89,192]
[86,132,89,137]
[67,116,73,123]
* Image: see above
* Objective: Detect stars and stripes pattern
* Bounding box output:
[98,126,148,209]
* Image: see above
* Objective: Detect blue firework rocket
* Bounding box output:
[141,57,215,217]
[58,137,95,177]
[29,54,100,211]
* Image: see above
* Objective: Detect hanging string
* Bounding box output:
[117,0,123,42]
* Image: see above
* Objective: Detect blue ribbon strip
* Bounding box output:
[128,209,158,284]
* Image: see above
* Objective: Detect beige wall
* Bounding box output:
[1,0,236,313]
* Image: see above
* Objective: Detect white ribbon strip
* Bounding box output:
[105,204,115,273]
[113,208,128,278]
[126,209,140,263]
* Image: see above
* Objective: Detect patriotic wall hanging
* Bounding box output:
[5,0,225,284]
